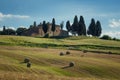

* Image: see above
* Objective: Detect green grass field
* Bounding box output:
[0,35,120,80]
[0,35,120,54]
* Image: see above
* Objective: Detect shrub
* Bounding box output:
[44,33,49,38]
[100,35,112,40]
[24,58,30,63]
[69,62,75,67]
[60,52,64,56]
[66,51,70,55]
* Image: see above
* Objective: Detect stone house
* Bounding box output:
[22,22,68,37]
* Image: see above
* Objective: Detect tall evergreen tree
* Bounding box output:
[71,15,79,35]
[78,16,86,35]
[33,21,36,27]
[2,26,7,35]
[87,18,96,36]
[95,20,102,37]
[51,18,56,36]
[66,20,71,32]
[3,26,6,32]
[42,21,48,34]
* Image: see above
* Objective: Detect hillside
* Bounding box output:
[0,35,120,54]
[0,35,120,80]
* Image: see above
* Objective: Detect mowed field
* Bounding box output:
[0,35,120,80]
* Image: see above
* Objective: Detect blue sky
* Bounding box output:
[0,0,120,38]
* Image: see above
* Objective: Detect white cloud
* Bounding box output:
[0,12,30,21]
[102,31,120,39]
[0,27,3,31]
[8,27,16,30]
[19,26,27,28]
[109,19,120,28]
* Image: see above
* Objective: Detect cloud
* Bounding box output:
[102,31,120,39]
[19,26,27,28]
[0,12,30,21]
[0,27,3,31]
[8,27,16,30]
[109,19,120,28]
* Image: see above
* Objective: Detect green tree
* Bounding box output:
[95,21,102,37]
[16,27,27,35]
[1,26,7,35]
[100,35,112,40]
[71,15,79,35]
[33,21,36,27]
[5,29,16,35]
[66,20,71,32]
[3,26,6,32]
[87,18,96,36]
[51,18,56,36]
[78,16,86,36]
[42,21,48,34]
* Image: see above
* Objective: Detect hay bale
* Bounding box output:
[60,52,64,56]
[27,62,31,68]
[83,50,87,53]
[69,62,75,67]
[24,58,30,63]
[66,51,70,55]
[108,51,112,54]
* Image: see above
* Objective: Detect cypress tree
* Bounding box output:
[33,21,36,27]
[3,26,6,32]
[71,15,79,35]
[66,20,71,32]
[95,20,102,37]
[78,16,86,36]
[87,18,96,36]
[2,26,6,35]
[51,18,56,36]
[42,21,48,34]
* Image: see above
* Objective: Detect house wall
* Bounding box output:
[23,24,68,37]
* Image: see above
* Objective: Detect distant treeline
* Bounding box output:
[66,15,102,37]
[0,15,102,37]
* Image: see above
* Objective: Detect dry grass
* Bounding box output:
[0,71,110,80]
[0,46,120,80]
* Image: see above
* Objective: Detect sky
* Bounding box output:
[0,0,120,38]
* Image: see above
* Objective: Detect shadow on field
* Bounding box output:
[61,66,71,69]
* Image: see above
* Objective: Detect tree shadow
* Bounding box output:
[61,66,71,69]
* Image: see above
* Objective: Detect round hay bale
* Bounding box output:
[27,62,31,68]
[66,51,70,55]
[108,51,112,54]
[69,62,75,67]
[24,58,30,63]
[60,52,64,56]
[83,50,87,53]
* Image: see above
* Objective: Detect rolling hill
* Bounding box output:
[0,35,120,80]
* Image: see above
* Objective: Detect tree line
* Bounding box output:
[0,15,102,37]
[66,15,102,37]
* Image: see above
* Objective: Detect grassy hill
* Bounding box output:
[0,35,120,54]
[0,35,120,80]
